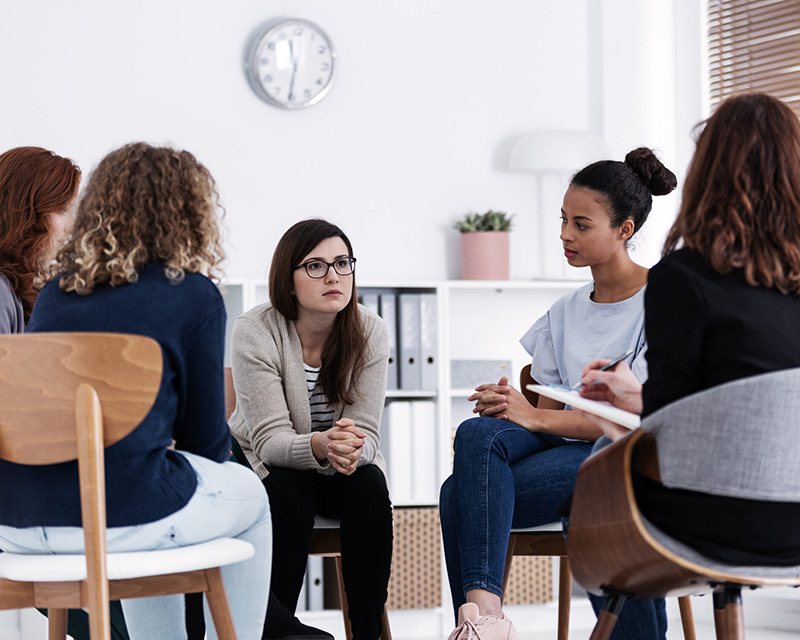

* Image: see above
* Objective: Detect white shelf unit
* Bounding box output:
[218,278,588,635]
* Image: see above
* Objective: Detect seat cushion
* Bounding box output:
[0,537,254,582]
[642,515,800,581]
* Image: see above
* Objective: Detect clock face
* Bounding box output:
[248,19,337,109]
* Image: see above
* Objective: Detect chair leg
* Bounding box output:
[678,595,697,640]
[501,535,516,598]
[556,557,571,640]
[712,586,744,640]
[47,609,68,640]
[589,592,627,640]
[335,555,353,640]
[380,604,393,640]
[204,568,238,640]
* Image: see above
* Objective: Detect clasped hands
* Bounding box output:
[468,375,530,423]
[311,418,365,476]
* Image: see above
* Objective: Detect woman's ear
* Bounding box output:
[618,219,635,241]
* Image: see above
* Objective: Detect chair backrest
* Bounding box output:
[0,332,162,639]
[642,367,800,502]
[0,333,162,465]
[520,364,539,407]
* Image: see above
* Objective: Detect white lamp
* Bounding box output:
[507,131,610,279]
[508,131,610,172]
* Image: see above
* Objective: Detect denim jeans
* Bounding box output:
[0,452,271,640]
[577,437,667,640]
[439,416,592,617]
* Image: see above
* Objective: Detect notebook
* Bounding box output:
[528,384,641,430]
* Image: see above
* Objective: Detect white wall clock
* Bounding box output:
[246,18,337,109]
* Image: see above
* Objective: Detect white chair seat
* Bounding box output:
[510,521,563,534]
[0,537,254,582]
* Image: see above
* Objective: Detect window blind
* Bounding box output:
[708,0,800,116]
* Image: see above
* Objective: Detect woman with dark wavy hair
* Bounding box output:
[0,146,80,332]
[580,93,800,565]
[230,218,392,640]
[0,142,271,640]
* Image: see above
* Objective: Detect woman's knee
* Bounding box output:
[452,416,508,460]
[264,467,316,520]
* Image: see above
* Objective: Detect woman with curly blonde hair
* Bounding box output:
[0,142,271,640]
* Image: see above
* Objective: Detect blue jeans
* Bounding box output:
[439,417,592,616]
[0,452,271,640]
[577,437,667,640]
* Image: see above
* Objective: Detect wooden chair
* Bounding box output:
[504,365,695,640]
[224,368,392,640]
[0,333,254,640]
[567,368,800,640]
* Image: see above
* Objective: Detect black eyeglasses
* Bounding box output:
[294,257,357,279]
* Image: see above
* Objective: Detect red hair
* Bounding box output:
[0,147,81,320]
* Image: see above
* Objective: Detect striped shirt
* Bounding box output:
[305,364,334,432]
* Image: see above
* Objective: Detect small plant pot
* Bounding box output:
[460,231,510,280]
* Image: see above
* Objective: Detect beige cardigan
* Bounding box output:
[229,303,388,481]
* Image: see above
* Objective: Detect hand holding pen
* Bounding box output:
[578,354,643,415]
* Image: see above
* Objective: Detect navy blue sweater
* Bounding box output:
[0,264,230,528]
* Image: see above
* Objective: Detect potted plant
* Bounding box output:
[454,210,515,280]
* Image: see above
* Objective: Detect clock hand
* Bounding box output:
[288,40,298,101]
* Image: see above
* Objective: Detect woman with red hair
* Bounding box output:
[0,146,81,332]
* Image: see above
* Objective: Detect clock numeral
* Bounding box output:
[259,57,270,66]
[320,62,330,72]
[273,87,281,95]
[262,75,273,83]
[293,27,303,36]
[318,45,326,55]
[303,89,312,98]
[267,42,275,50]
[315,78,324,86]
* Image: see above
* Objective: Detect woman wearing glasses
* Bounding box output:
[229,218,392,640]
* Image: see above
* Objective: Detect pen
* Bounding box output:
[571,350,635,391]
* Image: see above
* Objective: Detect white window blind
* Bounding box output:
[708,0,800,116]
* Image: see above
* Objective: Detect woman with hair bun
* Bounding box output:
[440,148,677,640]
[0,146,81,333]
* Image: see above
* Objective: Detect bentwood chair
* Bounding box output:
[223,368,392,640]
[567,368,800,640]
[503,365,696,640]
[0,333,254,640]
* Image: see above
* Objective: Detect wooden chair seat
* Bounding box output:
[569,426,800,640]
[0,333,249,640]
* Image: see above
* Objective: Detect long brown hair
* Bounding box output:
[269,218,367,406]
[51,143,225,294]
[664,93,800,295]
[0,146,81,320]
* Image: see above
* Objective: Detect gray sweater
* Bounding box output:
[0,271,25,334]
[229,303,388,480]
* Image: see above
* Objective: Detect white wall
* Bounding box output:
[0,0,704,283]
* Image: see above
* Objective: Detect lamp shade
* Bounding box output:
[507,131,611,172]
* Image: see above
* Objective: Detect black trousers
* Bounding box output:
[264,465,393,640]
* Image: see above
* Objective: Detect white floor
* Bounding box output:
[5,588,800,639]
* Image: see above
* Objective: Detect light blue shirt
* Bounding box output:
[520,282,648,390]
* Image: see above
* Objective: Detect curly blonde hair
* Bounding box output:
[51,143,225,294]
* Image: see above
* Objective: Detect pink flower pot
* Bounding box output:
[460,231,510,280]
